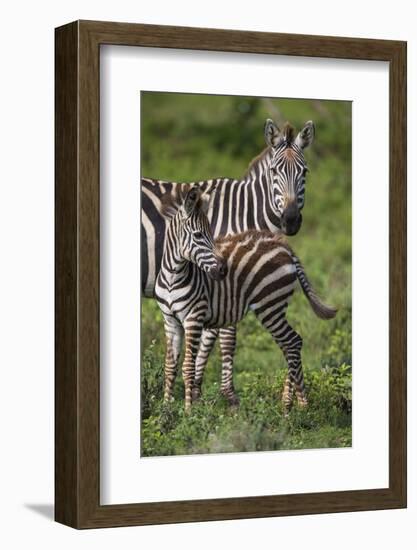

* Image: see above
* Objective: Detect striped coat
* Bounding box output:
[155,187,336,412]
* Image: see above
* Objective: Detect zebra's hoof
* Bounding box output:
[222,390,240,407]
[192,387,202,402]
[227,395,240,407]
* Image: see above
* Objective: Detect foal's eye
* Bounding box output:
[194,231,203,239]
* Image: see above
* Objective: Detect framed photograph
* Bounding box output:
[55,20,406,528]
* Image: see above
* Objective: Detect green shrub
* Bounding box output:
[140,342,352,457]
[141,340,164,418]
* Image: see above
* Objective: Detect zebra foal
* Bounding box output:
[155,186,337,412]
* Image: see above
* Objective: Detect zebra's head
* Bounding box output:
[264,119,315,236]
[176,186,227,281]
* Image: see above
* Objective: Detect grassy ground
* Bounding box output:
[141,92,352,457]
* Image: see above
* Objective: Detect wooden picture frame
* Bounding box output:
[55,20,407,528]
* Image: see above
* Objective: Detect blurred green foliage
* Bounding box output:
[140,92,352,456]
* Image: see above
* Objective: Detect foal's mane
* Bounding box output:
[160,183,204,219]
[216,230,294,267]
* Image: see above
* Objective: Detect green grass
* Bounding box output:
[140,92,352,457]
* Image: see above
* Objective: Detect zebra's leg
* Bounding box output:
[192,328,218,402]
[162,316,184,403]
[219,326,239,406]
[182,319,204,411]
[281,372,294,412]
[256,312,306,415]
[278,324,306,413]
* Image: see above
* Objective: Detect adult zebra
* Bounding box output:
[142,118,314,295]
[155,186,336,412]
[142,118,315,401]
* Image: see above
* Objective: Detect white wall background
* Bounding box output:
[0,0,414,547]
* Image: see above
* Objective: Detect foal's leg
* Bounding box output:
[277,324,306,413]
[182,319,204,411]
[193,328,218,401]
[193,326,239,405]
[219,326,239,406]
[163,316,183,403]
[284,333,307,410]
[255,310,306,415]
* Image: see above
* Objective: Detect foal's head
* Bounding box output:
[168,186,227,281]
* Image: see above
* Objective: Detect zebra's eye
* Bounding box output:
[194,231,203,239]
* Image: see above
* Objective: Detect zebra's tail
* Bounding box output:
[291,254,337,320]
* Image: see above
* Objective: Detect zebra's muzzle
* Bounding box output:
[208,258,228,281]
[281,204,302,236]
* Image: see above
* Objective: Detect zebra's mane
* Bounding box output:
[281,122,295,145]
[244,146,272,176]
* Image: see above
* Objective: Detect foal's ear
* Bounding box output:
[264,118,281,147]
[295,120,315,149]
[181,186,201,217]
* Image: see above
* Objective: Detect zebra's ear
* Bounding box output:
[295,121,315,149]
[264,119,281,148]
[181,186,201,217]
